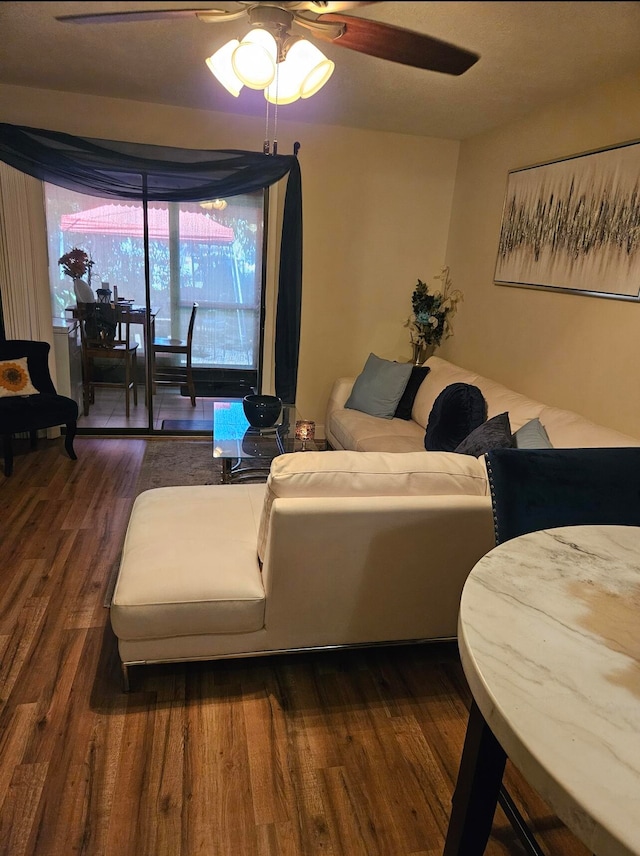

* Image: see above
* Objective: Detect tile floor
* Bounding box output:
[77,384,214,433]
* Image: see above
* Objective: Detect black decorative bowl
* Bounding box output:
[242,394,282,429]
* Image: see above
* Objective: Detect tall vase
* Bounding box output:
[73,278,95,303]
[411,342,435,365]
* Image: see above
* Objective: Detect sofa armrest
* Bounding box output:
[325,376,355,446]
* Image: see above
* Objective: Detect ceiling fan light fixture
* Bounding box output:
[264,39,334,105]
[288,40,335,98]
[200,199,228,211]
[264,56,303,105]
[205,39,243,97]
[231,29,278,89]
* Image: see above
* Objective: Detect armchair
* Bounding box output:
[0,339,78,476]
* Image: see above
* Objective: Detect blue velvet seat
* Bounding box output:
[0,339,78,476]
[486,446,640,545]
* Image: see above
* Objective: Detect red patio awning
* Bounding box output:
[60,203,235,243]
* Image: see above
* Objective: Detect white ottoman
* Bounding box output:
[110,483,267,689]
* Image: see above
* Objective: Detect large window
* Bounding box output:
[44,185,265,369]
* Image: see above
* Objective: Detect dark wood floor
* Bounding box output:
[0,436,590,856]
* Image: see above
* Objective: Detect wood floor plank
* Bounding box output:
[135,672,186,856]
[0,596,49,717]
[0,437,592,856]
[255,819,303,856]
[274,664,339,856]
[0,703,39,812]
[0,762,49,856]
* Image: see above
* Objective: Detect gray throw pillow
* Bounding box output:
[345,353,413,419]
[455,411,514,457]
[514,417,553,449]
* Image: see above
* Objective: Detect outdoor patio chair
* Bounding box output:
[151,302,198,406]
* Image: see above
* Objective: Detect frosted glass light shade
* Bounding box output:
[264,39,334,105]
[206,32,334,102]
[205,39,243,97]
[232,29,277,89]
[264,57,303,105]
[287,40,335,98]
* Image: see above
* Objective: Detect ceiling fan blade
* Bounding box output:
[54,3,377,25]
[55,7,230,25]
[314,13,480,76]
[285,2,380,12]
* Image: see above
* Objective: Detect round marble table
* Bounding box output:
[444,524,640,856]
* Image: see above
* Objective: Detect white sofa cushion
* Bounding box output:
[330,405,425,451]
[412,357,547,432]
[257,449,489,560]
[410,357,640,446]
[537,404,640,447]
[112,485,266,641]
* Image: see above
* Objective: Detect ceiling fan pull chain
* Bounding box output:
[263,96,271,155]
[272,62,280,156]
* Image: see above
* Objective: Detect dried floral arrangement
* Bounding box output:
[405,266,463,348]
[58,248,94,283]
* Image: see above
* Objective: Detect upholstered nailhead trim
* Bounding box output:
[485,454,501,546]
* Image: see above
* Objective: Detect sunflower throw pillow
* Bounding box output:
[0,357,39,398]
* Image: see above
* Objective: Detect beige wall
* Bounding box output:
[443,69,640,438]
[0,83,460,429]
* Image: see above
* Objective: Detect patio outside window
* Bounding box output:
[44,184,265,370]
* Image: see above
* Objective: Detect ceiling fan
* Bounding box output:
[55,2,481,78]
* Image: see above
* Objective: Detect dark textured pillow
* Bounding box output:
[345,353,413,419]
[394,366,430,420]
[424,383,487,451]
[455,412,514,457]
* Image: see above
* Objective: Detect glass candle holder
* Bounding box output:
[295,419,315,450]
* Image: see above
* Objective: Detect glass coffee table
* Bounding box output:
[212,398,319,484]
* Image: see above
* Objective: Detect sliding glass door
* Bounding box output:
[44,184,265,433]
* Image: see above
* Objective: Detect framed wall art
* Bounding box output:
[494,139,640,301]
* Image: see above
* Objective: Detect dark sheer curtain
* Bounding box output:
[0,123,302,402]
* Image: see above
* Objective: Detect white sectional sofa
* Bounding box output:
[326,356,638,453]
[110,356,639,689]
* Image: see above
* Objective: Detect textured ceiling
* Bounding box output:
[1,2,640,140]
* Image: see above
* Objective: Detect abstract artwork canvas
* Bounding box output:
[494,141,640,300]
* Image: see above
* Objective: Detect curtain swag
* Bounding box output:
[0,123,303,402]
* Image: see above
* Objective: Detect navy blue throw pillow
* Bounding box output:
[424,383,487,452]
[455,411,514,457]
[394,366,430,420]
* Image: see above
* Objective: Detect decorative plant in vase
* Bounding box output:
[58,247,95,303]
[404,266,463,364]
